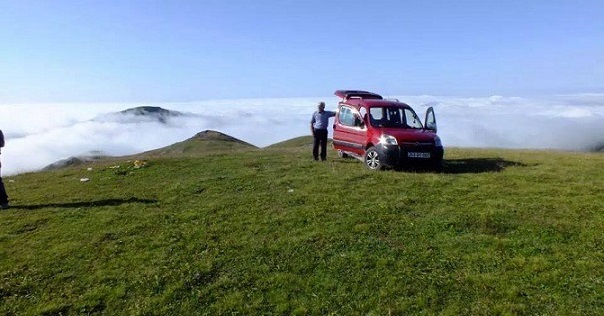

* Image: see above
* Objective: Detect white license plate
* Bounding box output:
[408,152,431,158]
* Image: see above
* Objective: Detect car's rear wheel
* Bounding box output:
[364,147,383,170]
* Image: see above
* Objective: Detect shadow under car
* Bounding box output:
[442,158,527,174]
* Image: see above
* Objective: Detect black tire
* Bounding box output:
[364,147,383,170]
[433,159,444,173]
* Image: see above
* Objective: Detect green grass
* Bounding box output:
[1,141,603,315]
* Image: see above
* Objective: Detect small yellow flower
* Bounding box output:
[133,160,148,169]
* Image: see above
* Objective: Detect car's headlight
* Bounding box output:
[434,136,442,147]
[379,135,398,146]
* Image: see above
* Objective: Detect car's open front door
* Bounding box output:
[424,107,437,132]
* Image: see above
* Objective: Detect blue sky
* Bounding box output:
[1,0,603,102]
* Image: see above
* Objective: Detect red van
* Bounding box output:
[332,90,443,170]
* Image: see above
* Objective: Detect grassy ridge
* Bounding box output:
[1,142,603,315]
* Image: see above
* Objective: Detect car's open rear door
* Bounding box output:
[424,107,437,132]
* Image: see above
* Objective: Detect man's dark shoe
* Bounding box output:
[0,203,9,210]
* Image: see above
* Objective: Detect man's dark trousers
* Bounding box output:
[0,176,8,206]
[313,129,328,161]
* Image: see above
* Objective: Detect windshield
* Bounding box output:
[369,107,423,129]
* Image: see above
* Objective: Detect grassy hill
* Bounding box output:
[266,135,315,149]
[129,130,257,158]
[1,138,603,315]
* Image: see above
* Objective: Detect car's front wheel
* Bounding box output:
[364,147,383,170]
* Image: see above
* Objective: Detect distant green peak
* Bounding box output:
[195,130,236,140]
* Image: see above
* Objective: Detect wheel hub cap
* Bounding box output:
[366,151,379,169]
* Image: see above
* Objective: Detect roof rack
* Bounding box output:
[334,90,383,100]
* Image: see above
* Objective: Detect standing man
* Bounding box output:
[310,102,336,161]
[0,129,8,209]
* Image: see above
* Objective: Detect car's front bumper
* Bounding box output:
[375,143,444,167]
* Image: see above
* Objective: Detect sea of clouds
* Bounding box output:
[1,94,603,176]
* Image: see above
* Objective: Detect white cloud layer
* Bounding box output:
[1,94,603,176]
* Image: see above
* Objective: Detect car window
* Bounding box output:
[370,107,404,128]
[404,108,423,128]
[387,108,403,127]
[369,106,423,128]
[338,106,364,127]
[338,106,355,126]
[369,108,384,127]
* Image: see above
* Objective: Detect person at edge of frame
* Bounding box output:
[0,129,9,210]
